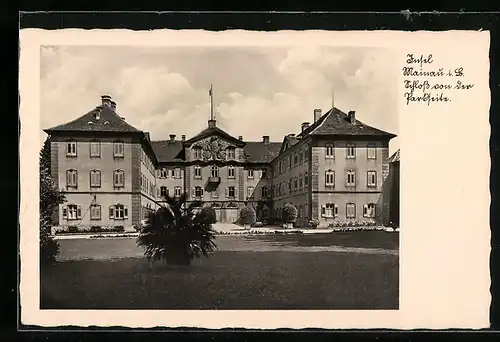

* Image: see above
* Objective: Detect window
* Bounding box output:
[367,144,376,159]
[294,153,298,165]
[66,140,77,157]
[66,169,78,188]
[304,147,309,160]
[113,170,125,188]
[227,186,235,198]
[160,168,168,178]
[294,179,298,191]
[110,204,128,219]
[322,203,338,218]
[326,143,335,158]
[262,169,267,178]
[63,204,81,220]
[346,170,356,187]
[282,160,287,173]
[194,165,202,179]
[304,172,309,187]
[194,186,203,198]
[89,140,101,157]
[363,203,376,218]
[247,169,254,179]
[299,149,303,163]
[261,187,268,198]
[299,177,303,189]
[174,186,181,197]
[346,203,356,218]
[299,206,303,218]
[367,171,377,187]
[113,140,124,158]
[90,204,101,220]
[325,170,335,187]
[89,170,101,188]
[289,155,292,168]
[227,147,235,160]
[211,165,219,178]
[247,186,254,198]
[193,147,202,159]
[346,143,356,159]
[175,168,181,179]
[171,169,176,178]
[227,166,235,178]
[211,188,219,199]
[160,186,168,197]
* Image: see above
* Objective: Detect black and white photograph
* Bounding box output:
[20,29,490,329]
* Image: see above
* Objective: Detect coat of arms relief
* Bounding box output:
[197,137,232,161]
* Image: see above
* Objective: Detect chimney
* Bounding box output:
[110,100,117,112]
[169,134,176,141]
[181,135,186,142]
[262,136,270,144]
[301,122,310,132]
[101,95,112,107]
[144,132,151,141]
[314,108,322,122]
[238,136,243,141]
[288,133,295,137]
[348,110,356,124]
[208,119,216,128]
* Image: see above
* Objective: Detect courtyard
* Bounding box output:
[41,232,399,310]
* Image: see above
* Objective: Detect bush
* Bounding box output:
[201,206,217,224]
[308,219,319,229]
[239,206,256,226]
[282,204,298,223]
[40,217,60,265]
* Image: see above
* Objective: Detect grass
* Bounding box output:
[41,251,398,310]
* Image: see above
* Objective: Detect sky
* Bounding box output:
[40,45,399,154]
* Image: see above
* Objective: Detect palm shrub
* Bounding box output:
[136,193,217,265]
[200,206,217,224]
[40,137,65,265]
[239,205,256,229]
[282,204,298,228]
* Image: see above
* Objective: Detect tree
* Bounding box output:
[136,193,217,266]
[200,206,217,224]
[282,204,298,228]
[239,205,256,229]
[40,137,66,265]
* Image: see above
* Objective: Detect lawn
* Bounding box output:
[42,232,399,310]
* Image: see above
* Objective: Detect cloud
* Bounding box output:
[40,45,399,153]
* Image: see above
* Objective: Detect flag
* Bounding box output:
[209,85,212,96]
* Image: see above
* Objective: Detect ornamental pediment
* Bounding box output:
[193,136,237,161]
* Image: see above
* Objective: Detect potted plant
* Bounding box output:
[282,204,298,229]
[136,193,217,266]
[239,205,256,230]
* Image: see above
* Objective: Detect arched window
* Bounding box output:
[325,169,335,187]
[194,165,202,179]
[211,165,219,177]
[193,146,202,159]
[226,146,236,160]
[113,169,125,188]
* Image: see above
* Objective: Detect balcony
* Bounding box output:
[208,176,221,184]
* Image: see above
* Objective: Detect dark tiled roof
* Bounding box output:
[389,149,400,163]
[151,140,185,163]
[44,105,142,134]
[297,107,396,138]
[185,123,245,146]
[243,142,282,163]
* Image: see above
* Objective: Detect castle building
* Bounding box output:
[44,95,396,231]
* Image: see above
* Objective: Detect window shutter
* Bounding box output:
[363,205,368,216]
[321,205,325,217]
[335,205,338,217]
[62,206,67,219]
[157,188,161,197]
[77,205,82,219]
[124,206,129,219]
[191,187,195,198]
[109,206,114,219]
[225,187,229,198]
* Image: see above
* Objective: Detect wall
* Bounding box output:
[310,139,389,227]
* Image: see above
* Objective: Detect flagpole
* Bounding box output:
[210,84,214,121]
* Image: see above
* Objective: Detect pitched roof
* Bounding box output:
[185,122,245,147]
[44,105,142,134]
[243,142,282,163]
[389,149,400,163]
[151,140,185,163]
[297,107,396,139]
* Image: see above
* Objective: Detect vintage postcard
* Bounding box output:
[19,29,491,329]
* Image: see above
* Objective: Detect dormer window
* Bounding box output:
[226,147,236,160]
[193,147,202,160]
